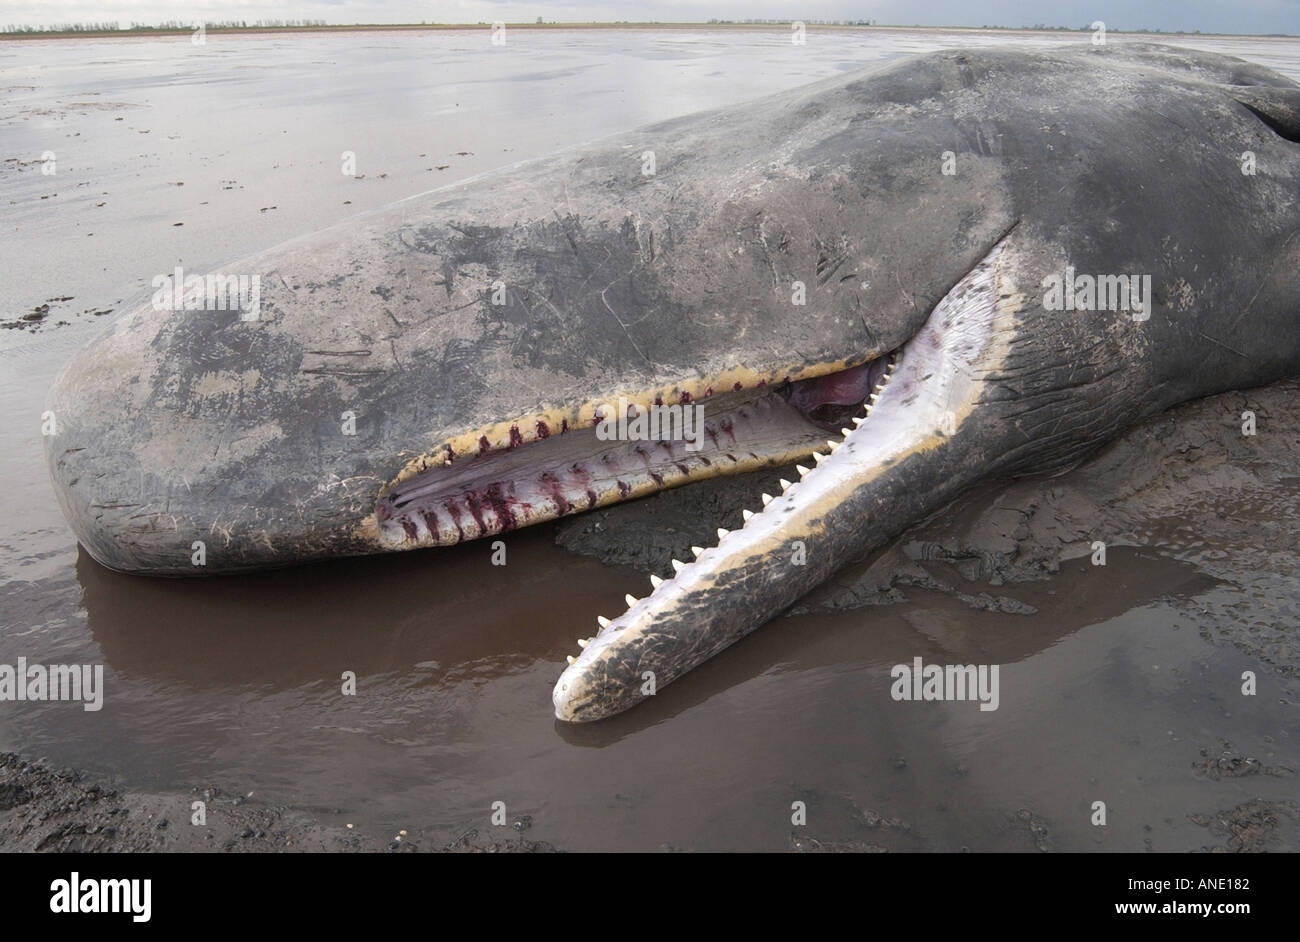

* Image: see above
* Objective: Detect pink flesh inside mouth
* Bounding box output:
[375,355,894,548]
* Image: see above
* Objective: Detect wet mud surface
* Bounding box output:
[0,753,556,852]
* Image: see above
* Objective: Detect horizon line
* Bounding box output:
[2,21,1296,41]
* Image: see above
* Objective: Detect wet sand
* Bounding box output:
[1,29,1297,852]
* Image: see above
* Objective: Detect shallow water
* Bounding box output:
[2,27,1298,851]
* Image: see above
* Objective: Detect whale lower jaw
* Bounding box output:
[552,239,1010,722]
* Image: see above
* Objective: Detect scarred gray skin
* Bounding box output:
[45,44,1300,717]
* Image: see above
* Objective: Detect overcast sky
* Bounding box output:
[2,1,1297,35]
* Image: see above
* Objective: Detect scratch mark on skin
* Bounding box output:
[301,367,388,376]
[600,278,651,365]
[894,269,916,310]
[568,239,615,301]
[407,297,483,347]
[443,298,482,316]
[752,212,782,294]
[517,284,569,325]
[1197,330,1248,359]
[511,291,537,334]
[1149,109,1191,134]
[554,209,584,260]
[1227,229,1298,333]
[859,314,879,352]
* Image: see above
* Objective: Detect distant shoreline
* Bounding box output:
[2,22,1295,42]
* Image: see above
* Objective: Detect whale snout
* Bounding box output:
[42,301,387,574]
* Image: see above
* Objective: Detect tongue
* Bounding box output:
[786,359,881,414]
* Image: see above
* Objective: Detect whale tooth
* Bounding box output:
[625,594,638,608]
[671,559,686,573]
[761,493,773,505]
[742,509,754,521]
[840,428,853,437]
[566,655,576,665]
[577,638,588,648]
[796,465,811,477]
[717,528,729,540]
[852,417,865,426]
[650,574,664,589]
[597,615,612,629]
[813,452,827,464]
[826,440,839,450]
[779,478,793,491]
[691,546,705,558]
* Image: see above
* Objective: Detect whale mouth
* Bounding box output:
[375,227,1012,558]
[552,236,1008,721]
[375,354,899,548]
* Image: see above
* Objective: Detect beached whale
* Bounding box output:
[44,44,1300,721]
